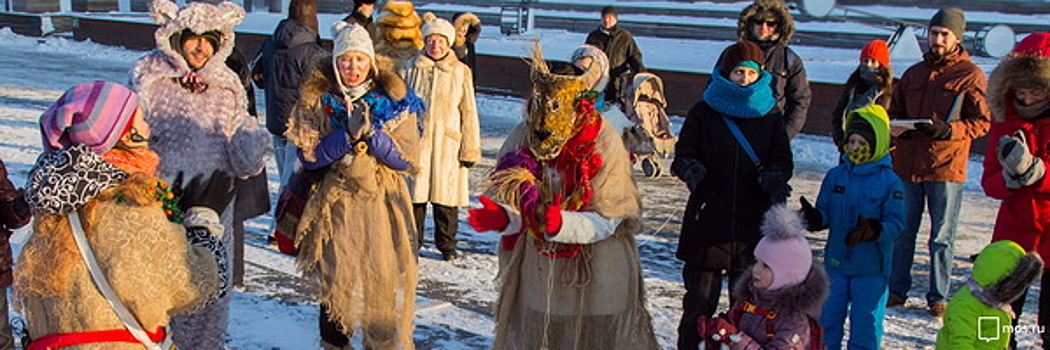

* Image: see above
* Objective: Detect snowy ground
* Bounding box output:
[0,25,1044,349]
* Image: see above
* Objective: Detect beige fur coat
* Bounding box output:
[399,52,480,207]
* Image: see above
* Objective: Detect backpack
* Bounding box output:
[728,300,825,349]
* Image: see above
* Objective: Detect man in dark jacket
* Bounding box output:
[585,6,644,104]
[252,0,326,239]
[886,8,990,318]
[715,0,811,139]
[343,0,375,27]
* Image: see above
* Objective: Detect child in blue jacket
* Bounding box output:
[799,104,906,349]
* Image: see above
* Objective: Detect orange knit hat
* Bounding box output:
[859,40,890,67]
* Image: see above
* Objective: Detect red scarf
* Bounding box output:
[517,97,604,258]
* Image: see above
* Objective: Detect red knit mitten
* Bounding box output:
[468,196,509,232]
[544,194,563,235]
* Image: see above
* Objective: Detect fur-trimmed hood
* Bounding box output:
[737,0,795,46]
[453,12,481,47]
[988,54,1050,122]
[733,263,829,319]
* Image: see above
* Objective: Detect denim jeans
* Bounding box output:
[269,136,301,234]
[889,181,963,304]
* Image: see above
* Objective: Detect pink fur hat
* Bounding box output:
[754,205,813,290]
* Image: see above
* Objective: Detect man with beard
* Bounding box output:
[886,7,991,319]
[715,0,811,139]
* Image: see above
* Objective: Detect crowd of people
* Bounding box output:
[3,0,1050,348]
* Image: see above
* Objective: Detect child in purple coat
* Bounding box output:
[698,205,829,349]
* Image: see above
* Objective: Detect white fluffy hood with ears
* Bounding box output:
[148,0,243,74]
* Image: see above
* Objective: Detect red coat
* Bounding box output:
[982,104,1050,258]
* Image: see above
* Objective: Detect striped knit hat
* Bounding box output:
[40,81,139,154]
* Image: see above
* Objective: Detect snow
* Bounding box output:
[0,7,1043,348]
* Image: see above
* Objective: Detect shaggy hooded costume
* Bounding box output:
[400,16,480,257]
[717,0,811,139]
[475,45,657,349]
[937,240,1043,349]
[128,1,268,348]
[831,40,895,147]
[284,22,422,350]
[18,82,227,350]
[808,104,905,349]
[701,206,828,349]
[980,32,1050,346]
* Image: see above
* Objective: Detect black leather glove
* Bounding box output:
[672,158,706,191]
[174,170,235,216]
[758,168,791,204]
[799,196,823,231]
[846,215,882,245]
[460,161,476,168]
[914,121,951,140]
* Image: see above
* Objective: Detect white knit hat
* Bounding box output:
[331,21,376,89]
[421,17,455,45]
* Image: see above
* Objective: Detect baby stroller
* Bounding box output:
[620,72,676,177]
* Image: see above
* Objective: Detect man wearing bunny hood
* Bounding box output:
[130,1,269,348]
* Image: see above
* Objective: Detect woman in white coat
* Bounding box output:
[399,16,481,261]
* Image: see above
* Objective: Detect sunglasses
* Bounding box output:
[751,19,779,27]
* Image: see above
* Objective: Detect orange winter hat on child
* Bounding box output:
[860,40,890,67]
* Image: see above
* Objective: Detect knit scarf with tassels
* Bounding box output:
[489,95,603,258]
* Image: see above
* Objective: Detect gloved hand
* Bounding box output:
[914,120,951,140]
[705,317,740,344]
[346,103,372,140]
[174,170,235,216]
[468,196,509,232]
[799,196,823,231]
[460,161,476,168]
[544,194,563,235]
[758,168,792,204]
[999,131,1036,176]
[999,131,1046,189]
[672,158,706,191]
[846,215,882,245]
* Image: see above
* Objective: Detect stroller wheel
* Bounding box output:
[641,157,661,177]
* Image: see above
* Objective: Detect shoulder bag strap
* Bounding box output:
[68,212,164,350]
[722,115,761,166]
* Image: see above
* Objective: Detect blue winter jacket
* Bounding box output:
[815,154,906,276]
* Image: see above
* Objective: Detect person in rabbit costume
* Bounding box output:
[129,1,268,348]
[468,45,658,349]
[17,81,230,350]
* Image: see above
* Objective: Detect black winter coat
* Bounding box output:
[715,43,811,139]
[252,19,326,136]
[830,68,893,146]
[672,101,793,270]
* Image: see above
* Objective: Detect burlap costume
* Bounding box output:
[483,47,658,350]
[284,53,421,349]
